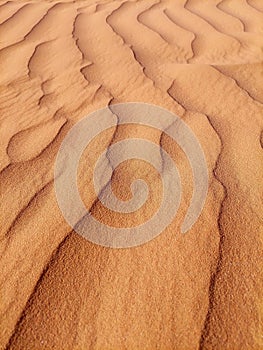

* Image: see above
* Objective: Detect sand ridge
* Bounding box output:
[0,0,262,349]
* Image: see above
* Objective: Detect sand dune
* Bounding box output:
[0,0,262,349]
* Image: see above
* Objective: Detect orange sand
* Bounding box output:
[0,0,262,349]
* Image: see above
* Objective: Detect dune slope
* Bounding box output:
[0,0,262,349]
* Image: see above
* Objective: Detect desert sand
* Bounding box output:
[0,0,263,349]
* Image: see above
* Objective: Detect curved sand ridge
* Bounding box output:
[0,0,262,349]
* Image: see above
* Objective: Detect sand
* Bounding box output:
[0,0,262,349]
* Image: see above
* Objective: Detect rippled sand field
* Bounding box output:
[0,0,263,349]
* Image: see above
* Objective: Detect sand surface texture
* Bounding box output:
[0,0,263,349]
